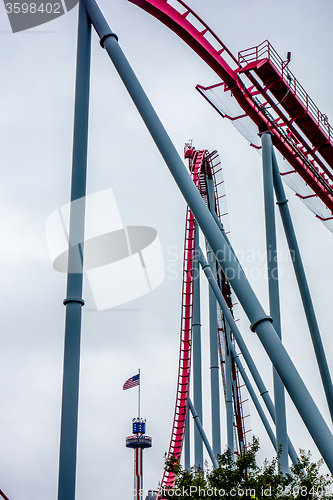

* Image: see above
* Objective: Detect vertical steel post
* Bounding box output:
[225,322,234,457]
[261,133,289,473]
[192,228,204,467]
[272,151,333,423]
[188,398,218,469]
[206,178,221,456]
[184,405,190,471]
[57,2,91,499]
[83,0,333,472]
[229,342,277,451]
[198,247,297,463]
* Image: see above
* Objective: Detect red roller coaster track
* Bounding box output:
[160,150,202,489]
[128,0,333,216]
[160,147,248,492]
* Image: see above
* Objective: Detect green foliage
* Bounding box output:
[160,439,333,500]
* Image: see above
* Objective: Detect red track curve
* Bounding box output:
[128,0,333,213]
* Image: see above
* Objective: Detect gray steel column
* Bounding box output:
[198,247,297,463]
[206,178,221,457]
[229,342,277,451]
[261,133,289,473]
[188,398,218,469]
[83,0,333,472]
[225,322,234,457]
[58,2,91,500]
[272,151,333,423]
[207,243,221,456]
[184,405,190,471]
[192,228,204,467]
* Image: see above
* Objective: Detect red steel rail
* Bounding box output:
[160,150,204,490]
[128,0,333,213]
[209,153,249,456]
[160,147,248,492]
[238,40,333,161]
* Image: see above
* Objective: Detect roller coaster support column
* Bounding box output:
[58,2,91,499]
[207,178,221,456]
[198,248,298,463]
[184,406,190,470]
[261,132,289,474]
[189,398,218,469]
[193,228,204,467]
[272,151,333,423]
[228,340,277,451]
[225,322,234,457]
[83,0,333,472]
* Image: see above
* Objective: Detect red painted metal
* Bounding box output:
[211,162,248,455]
[127,0,333,213]
[159,149,204,492]
[159,147,249,494]
[239,41,333,159]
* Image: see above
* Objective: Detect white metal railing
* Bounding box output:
[238,40,332,144]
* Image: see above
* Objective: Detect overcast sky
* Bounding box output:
[0,0,333,499]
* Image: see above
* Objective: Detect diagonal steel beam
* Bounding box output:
[188,398,218,469]
[198,247,297,464]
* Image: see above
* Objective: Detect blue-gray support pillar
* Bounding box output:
[225,322,234,457]
[188,398,218,469]
[207,243,221,456]
[184,405,190,471]
[58,2,91,500]
[228,341,277,451]
[206,177,221,457]
[198,247,297,463]
[272,152,333,423]
[261,133,289,473]
[83,0,333,472]
[192,228,204,467]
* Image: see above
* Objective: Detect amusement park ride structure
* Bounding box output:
[27,0,333,499]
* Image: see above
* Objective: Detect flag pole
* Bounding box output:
[138,368,141,419]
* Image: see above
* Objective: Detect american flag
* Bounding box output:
[123,373,140,390]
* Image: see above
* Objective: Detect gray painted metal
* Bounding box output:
[229,340,277,451]
[225,322,234,457]
[261,133,289,473]
[184,405,190,471]
[58,2,91,499]
[272,151,333,423]
[83,0,333,472]
[198,247,298,463]
[206,178,221,456]
[189,398,218,469]
[192,229,204,467]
